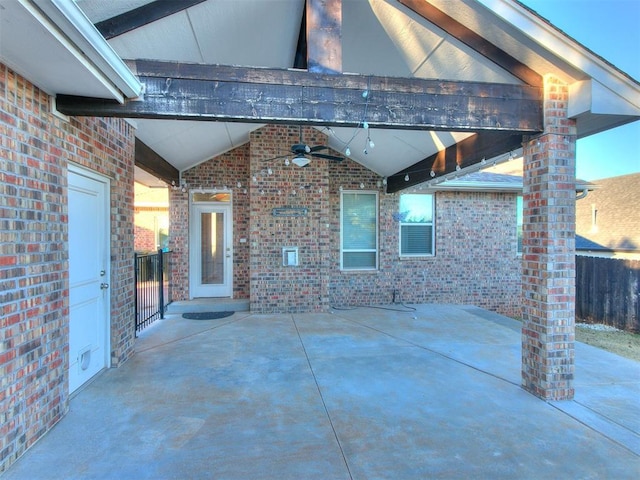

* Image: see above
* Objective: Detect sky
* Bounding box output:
[519,0,640,181]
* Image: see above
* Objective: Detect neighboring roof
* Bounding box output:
[420,159,595,193]
[575,173,640,252]
[423,171,523,192]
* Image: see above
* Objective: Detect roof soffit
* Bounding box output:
[0,0,141,100]
[471,0,640,101]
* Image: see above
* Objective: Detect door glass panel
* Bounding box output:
[193,192,230,203]
[200,212,225,285]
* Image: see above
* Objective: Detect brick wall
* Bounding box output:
[249,126,330,313]
[0,63,136,471]
[328,162,522,315]
[135,222,158,252]
[135,206,168,252]
[170,124,522,316]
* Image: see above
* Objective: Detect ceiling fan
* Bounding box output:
[266,127,343,167]
[289,142,343,167]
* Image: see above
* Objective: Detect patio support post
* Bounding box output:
[521,74,577,401]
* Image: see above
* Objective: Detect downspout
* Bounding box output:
[575,188,589,200]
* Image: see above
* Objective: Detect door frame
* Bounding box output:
[67,163,111,393]
[189,191,233,298]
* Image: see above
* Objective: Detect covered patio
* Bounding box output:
[4,305,638,479]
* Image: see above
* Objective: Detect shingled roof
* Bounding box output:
[576,173,640,252]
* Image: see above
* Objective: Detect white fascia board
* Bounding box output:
[30,0,142,100]
[424,181,522,193]
[570,80,640,118]
[476,0,640,110]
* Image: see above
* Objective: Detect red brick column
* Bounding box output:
[521,75,577,401]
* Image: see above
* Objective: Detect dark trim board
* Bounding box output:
[95,0,207,40]
[398,0,543,87]
[135,138,179,186]
[385,132,525,193]
[56,61,543,134]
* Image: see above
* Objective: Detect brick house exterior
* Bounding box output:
[169,125,522,316]
[1,0,638,474]
[0,64,136,469]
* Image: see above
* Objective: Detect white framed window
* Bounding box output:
[516,195,523,255]
[399,194,434,256]
[341,191,378,270]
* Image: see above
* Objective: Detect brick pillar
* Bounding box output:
[521,75,577,401]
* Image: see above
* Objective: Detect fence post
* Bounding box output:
[134,252,139,337]
[158,248,165,319]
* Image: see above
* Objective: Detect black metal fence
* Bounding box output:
[135,249,172,335]
[576,255,640,333]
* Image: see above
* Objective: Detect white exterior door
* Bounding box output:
[68,165,110,393]
[190,201,233,298]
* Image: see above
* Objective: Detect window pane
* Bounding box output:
[193,192,230,203]
[399,194,433,223]
[343,193,376,250]
[341,192,378,270]
[401,225,433,255]
[343,252,377,269]
[399,194,434,256]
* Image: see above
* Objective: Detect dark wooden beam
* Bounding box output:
[398,0,543,87]
[135,138,179,186]
[385,131,524,193]
[293,3,308,69]
[307,0,342,74]
[55,60,543,133]
[95,0,206,40]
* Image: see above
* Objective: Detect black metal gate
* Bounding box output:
[135,249,172,335]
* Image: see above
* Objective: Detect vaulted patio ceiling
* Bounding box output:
[3,0,638,190]
[64,0,547,191]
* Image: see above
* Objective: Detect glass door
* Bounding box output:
[190,199,232,298]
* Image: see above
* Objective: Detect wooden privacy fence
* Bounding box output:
[576,256,640,332]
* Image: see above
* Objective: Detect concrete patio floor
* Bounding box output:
[3,304,639,479]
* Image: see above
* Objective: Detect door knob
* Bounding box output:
[100,283,109,290]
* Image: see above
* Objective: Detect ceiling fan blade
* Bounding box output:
[309,145,328,153]
[311,153,343,161]
[261,153,288,162]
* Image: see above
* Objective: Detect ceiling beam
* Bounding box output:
[385,131,524,193]
[307,0,342,74]
[397,0,543,87]
[135,138,179,186]
[95,0,207,40]
[293,3,308,69]
[55,60,543,133]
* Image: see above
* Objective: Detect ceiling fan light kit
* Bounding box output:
[292,155,311,167]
